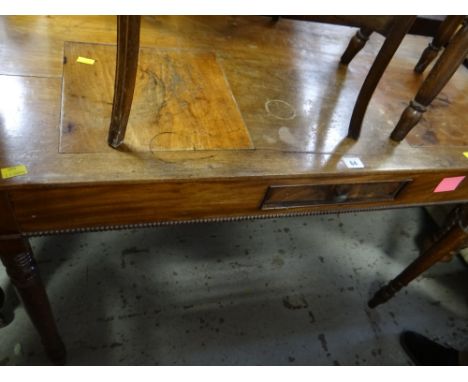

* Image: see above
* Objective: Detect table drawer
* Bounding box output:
[261,180,411,209]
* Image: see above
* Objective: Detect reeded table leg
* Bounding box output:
[414,16,465,74]
[108,15,142,148]
[369,204,468,308]
[0,237,66,365]
[391,20,468,142]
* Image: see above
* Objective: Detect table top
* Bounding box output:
[0,15,467,189]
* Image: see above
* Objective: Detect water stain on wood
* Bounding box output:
[265,99,296,120]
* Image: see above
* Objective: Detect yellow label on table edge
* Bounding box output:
[463,152,468,159]
[1,165,28,179]
[76,56,95,65]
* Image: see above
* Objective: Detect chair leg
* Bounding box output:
[0,237,66,364]
[414,16,465,74]
[368,204,468,308]
[108,15,142,149]
[391,20,468,142]
[340,27,373,65]
[347,16,416,140]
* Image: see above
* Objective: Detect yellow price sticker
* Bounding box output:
[76,56,95,65]
[463,152,468,159]
[1,165,28,179]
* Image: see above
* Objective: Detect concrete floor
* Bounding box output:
[1,207,467,365]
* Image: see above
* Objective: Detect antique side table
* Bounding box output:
[0,16,467,364]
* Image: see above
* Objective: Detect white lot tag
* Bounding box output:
[343,157,365,169]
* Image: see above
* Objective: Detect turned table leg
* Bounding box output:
[0,237,66,364]
[414,16,465,74]
[390,20,468,142]
[369,204,468,308]
[108,15,142,148]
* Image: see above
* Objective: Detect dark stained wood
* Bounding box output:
[391,101,426,142]
[261,179,410,209]
[0,192,19,235]
[0,192,65,364]
[369,204,468,308]
[414,16,465,74]
[108,16,141,148]
[391,20,468,142]
[408,16,444,37]
[340,27,373,65]
[347,16,416,140]
[0,245,66,364]
[7,171,468,234]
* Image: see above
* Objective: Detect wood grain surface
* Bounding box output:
[61,42,252,153]
[7,171,468,233]
[0,16,467,187]
[0,16,467,218]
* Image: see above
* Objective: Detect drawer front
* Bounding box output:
[261,180,411,209]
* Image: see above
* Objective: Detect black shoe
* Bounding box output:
[0,287,14,328]
[400,331,459,366]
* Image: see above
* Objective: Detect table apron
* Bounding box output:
[4,171,468,235]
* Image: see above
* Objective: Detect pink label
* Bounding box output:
[433,176,466,193]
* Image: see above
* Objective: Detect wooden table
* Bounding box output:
[1,16,467,364]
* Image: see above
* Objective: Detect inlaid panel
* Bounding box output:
[261,180,411,209]
[60,42,253,153]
